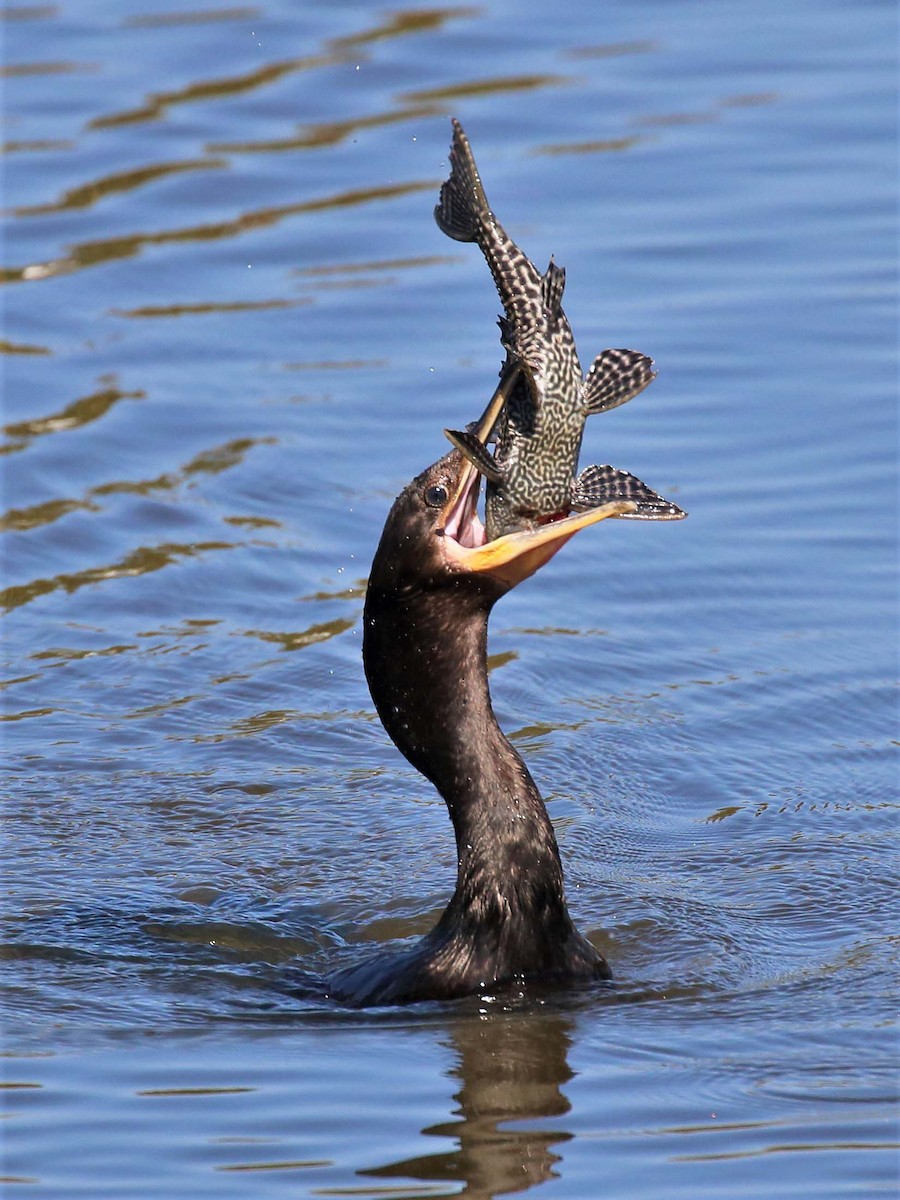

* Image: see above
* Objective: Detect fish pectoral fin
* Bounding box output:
[583,349,656,415]
[540,258,566,318]
[572,464,687,520]
[443,429,505,484]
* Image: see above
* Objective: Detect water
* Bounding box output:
[2,0,897,1195]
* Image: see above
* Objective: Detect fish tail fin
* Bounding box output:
[571,464,686,519]
[540,258,566,317]
[443,428,505,484]
[583,349,656,415]
[435,119,490,243]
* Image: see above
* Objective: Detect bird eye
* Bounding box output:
[424,484,448,508]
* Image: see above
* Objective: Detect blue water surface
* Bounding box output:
[2,0,897,1196]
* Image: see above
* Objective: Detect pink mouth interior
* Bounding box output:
[443,469,487,549]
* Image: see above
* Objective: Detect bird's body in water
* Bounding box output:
[327,431,642,1006]
[436,119,684,538]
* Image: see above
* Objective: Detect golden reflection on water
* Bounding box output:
[401,72,569,104]
[295,255,459,278]
[285,358,388,371]
[486,648,518,672]
[223,515,282,530]
[719,91,778,108]
[299,583,366,603]
[297,277,389,294]
[1,495,100,533]
[180,436,277,478]
[214,1159,330,1173]
[186,704,376,743]
[88,54,346,131]
[534,135,645,157]
[110,298,308,318]
[126,692,203,721]
[138,1086,255,1096]
[291,253,461,296]
[1,179,437,284]
[1,138,74,153]
[124,8,261,29]
[90,7,477,131]
[0,0,636,302]
[198,708,302,742]
[636,110,717,129]
[208,103,442,155]
[329,5,479,50]
[565,39,657,59]
[0,5,58,21]
[0,434,275,534]
[0,539,238,613]
[30,642,137,662]
[0,337,51,356]
[2,381,143,446]
[0,59,95,77]
[0,705,54,723]
[243,618,355,652]
[11,158,228,218]
[635,90,777,131]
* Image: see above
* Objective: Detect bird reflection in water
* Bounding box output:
[361,1008,577,1197]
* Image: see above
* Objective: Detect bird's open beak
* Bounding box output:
[439,364,637,589]
[454,499,636,588]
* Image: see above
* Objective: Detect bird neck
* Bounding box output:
[363,580,569,926]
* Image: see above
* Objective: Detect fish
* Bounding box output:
[435,118,685,538]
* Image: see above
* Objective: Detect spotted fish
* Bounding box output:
[436,119,684,538]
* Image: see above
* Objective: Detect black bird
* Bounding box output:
[328,391,642,1006]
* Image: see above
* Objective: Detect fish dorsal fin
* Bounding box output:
[540,258,566,318]
[571,464,686,519]
[583,349,656,415]
[443,429,505,484]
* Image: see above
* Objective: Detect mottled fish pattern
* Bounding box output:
[436,118,684,538]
